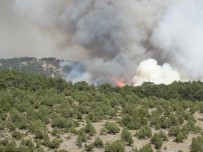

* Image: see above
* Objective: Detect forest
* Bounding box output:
[0,70,203,152]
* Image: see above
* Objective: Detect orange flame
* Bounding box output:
[111,77,125,87]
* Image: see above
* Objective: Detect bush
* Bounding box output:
[78,129,87,142]
[5,141,18,152]
[122,114,132,126]
[157,131,168,141]
[191,136,203,152]
[48,138,61,149]
[18,145,32,152]
[5,121,16,131]
[0,146,5,152]
[107,108,117,117]
[85,143,95,151]
[139,144,153,152]
[168,126,181,136]
[0,111,7,121]
[84,122,96,136]
[136,126,152,139]
[151,133,162,149]
[105,140,125,152]
[21,139,35,149]
[12,131,24,140]
[94,137,104,148]
[121,128,133,145]
[105,122,120,134]
[127,120,141,130]
[76,135,83,148]
[52,127,61,137]
[175,132,185,143]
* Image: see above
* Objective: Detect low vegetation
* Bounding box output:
[0,70,203,152]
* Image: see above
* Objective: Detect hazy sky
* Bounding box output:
[0,0,87,60]
[1,0,203,84]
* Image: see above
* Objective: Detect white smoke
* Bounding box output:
[132,59,180,86]
[151,0,203,81]
[0,0,203,85]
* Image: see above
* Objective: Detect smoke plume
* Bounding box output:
[151,0,203,81]
[0,0,203,85]
[132,59,180,86]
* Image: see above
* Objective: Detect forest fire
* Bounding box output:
[111,77,125,87]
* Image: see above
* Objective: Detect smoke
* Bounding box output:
[60,61,91,84]
[151,0,203,81]
[132,59,180,86]
[0,0,203,85]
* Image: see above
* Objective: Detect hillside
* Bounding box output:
[0,57,65,77]
[0,70,203,152]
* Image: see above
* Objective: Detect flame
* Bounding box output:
[111,77,125,87]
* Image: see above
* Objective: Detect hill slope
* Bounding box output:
[0,57,64,77]
[0,70,203,152]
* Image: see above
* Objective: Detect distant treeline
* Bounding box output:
[0,70,203,101]
[0,57,62,77]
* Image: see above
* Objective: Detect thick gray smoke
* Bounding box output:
[1,0,203,85]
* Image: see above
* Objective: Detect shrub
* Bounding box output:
[136,126,152,139]
[5,141,18,152]
[0,110,7,121]
[105,122,120,134]
[52,127,61,137]
[48,138,61,149]
[191,136,203,152]
[12,131,24,140]
[168,126,181,136]
[105,140,125,152]
[85,143,95,151]
[107,108,117,117]
[157,131,168,141]
[94,137,104,148]
[121,128,133,145]
[84,122,96,136]
[5,121,16,131]
[0,145,5,152]
[18,145,32,152]
[139,144,153,152]
[122,114,132,126]
[78,129,87,142]
[76,135,83,148]
[21,139,35,149]
[151,133,162,149]
[175,132,185,143]
[127,120,141,130]
[160,117,172,129]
